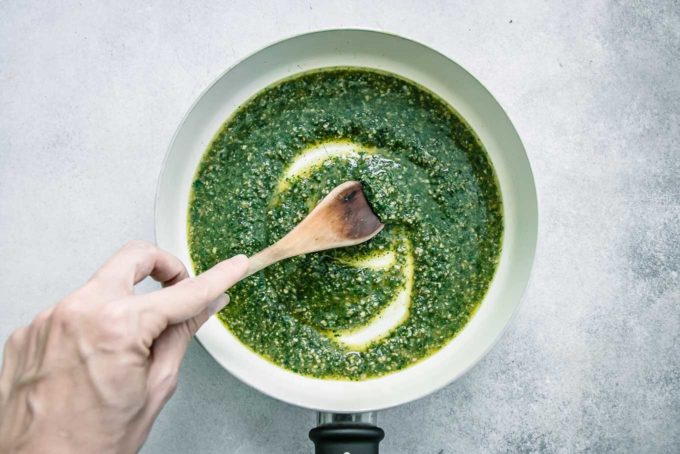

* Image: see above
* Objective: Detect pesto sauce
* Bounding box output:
[188,68,503,380]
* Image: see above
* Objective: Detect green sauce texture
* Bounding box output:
[188,68,503,380]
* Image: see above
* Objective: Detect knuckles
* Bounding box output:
[7,326,29,348]
[51,298,86,333]
[124,240,154,251]
[50,297,137,347]
[29,308,53,329]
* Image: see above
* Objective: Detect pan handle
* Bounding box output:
[309,412,384,454]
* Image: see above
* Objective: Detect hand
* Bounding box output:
[0,241,249,453]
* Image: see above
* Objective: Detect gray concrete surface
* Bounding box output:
[1,1,678,452]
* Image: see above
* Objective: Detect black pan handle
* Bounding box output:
[309,413,384,454]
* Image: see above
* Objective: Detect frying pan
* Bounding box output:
[155,29,538,453]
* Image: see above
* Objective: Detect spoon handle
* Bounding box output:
[244,243,290,278]
[239,180,383,279]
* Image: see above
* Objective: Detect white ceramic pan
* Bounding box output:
[155,29,538,453]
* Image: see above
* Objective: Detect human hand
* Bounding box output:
[0,241,249,453]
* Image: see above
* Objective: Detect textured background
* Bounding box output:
[1,1,678,452]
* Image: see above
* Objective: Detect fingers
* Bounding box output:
[145,304,214,400]
[146,325,187,393]
[90,241,189,297]
[22,308,54,375]
[140,323,191,435]
[139,255,248,325]
[0,327,30,394]
[145,295,221,396]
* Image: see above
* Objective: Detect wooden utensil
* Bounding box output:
[245,181,384,277]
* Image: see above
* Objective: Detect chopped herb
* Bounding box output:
[188,68,503,380]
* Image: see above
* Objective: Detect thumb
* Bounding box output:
[141,255,249,325]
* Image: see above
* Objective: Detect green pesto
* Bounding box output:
[188,68,503,380]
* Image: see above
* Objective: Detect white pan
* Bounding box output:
[155,29,538,453]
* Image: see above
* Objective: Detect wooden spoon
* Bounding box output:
[245,181,384,277]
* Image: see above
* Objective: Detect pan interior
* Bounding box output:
[187,67,504,381]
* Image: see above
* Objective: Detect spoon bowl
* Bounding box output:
[246,180,383,277]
